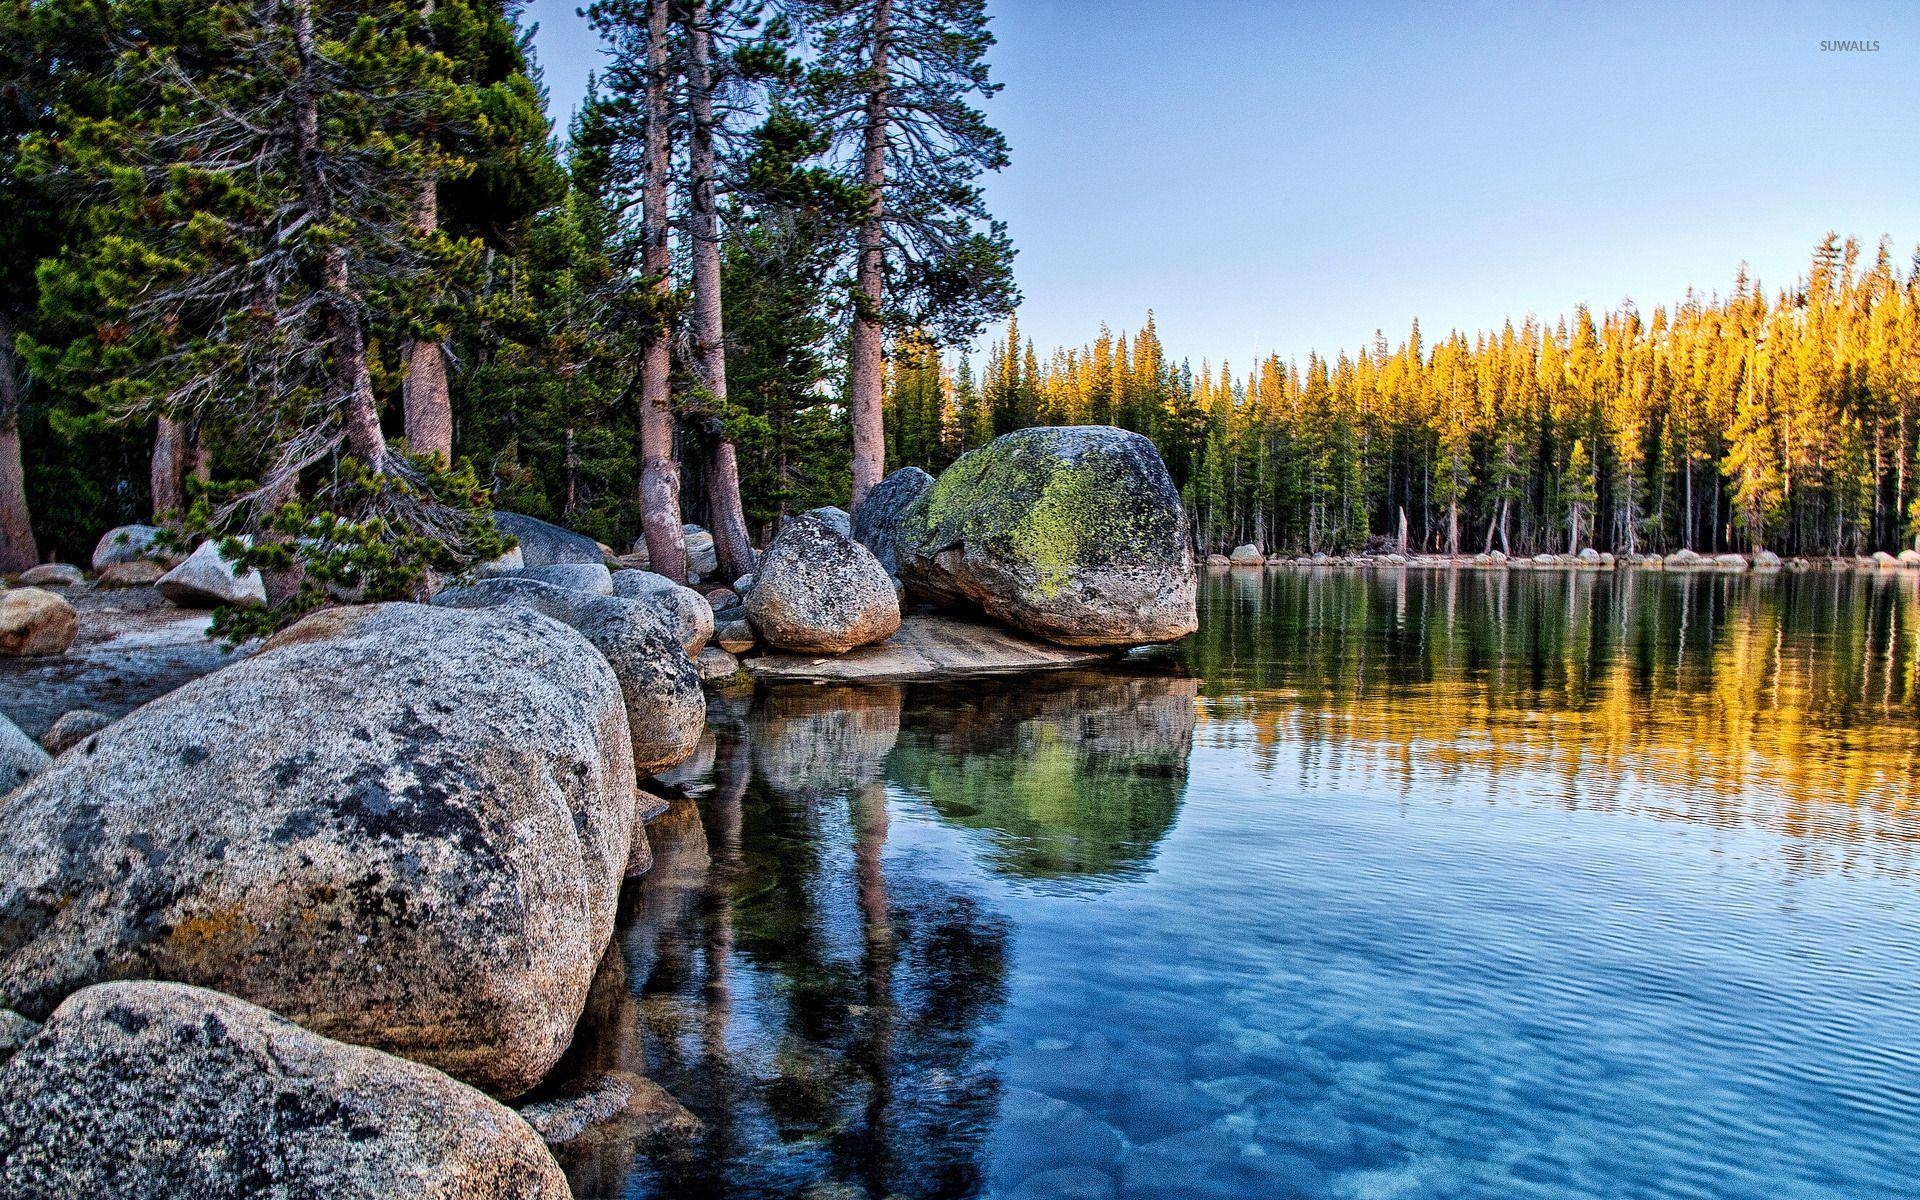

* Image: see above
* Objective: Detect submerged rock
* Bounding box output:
[493,511,605,569]
[432,578,703,775]
[610,569,713,655]
[895,426,1198,647]
[0,603,637,1097]
[0,587,77,657]
[0,712,50,793]
[0,980,568,1199]
[745,516,901,654]
[853,466,935,576]
[696,646,740,683]
[156,540,266,608]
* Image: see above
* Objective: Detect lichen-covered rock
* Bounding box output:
[0,603,637,1097]
[19,563,83,587]
[97,559,167,588]
[493,511,605,569]
[894,427,1197,647]
[745,517,900,654]
[432,577,703,774]
[0,712,51,793]
[852,466,935,576]
[520,562,614,595]
[40,709,111,756]
[0,981,568,1199]
[90,524,167,571]
[715,619,754,654]
[0,587,77,657]
[804,506,852,537]
[610,570,713,655]
[156,540,266,608]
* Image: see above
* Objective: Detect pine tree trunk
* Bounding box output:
[847,0,892,512]
[400,179,453,462]
[399,0,451,464]
[151,416,186,518]
[637,0,687,581]
[0,318,37,572]
[687,0,753,582]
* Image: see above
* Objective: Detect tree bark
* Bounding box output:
[399,0,451,463]
[637,0,688,581]
[151,416,187,518]
[685,0,753,581]
[0,316,38,572]
[399,181,453,463]
[847,0,892,513]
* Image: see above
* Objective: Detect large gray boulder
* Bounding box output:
[493,511,605,569]
[894,426,1198,647]
[156,540,266,607]
[804,506,853,538]
[0,712,50,793]
[0,602,638,1097]
[90,523,167,571]
[745,516,900,654]
[611,569,713,655]
[433,577,703,774]
[520,562,614,595]
[0,981,568,1199]
[852,466,935,575]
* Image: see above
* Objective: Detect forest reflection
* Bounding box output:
[1188,567,1920,872]
[569,667,1199,1199]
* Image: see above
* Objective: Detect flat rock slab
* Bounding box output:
[0,585,239,739]
[744,612,1114,683]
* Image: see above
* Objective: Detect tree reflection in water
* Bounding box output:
[558,667,1199,1199]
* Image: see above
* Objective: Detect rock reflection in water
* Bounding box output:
[563,666,1195,1200]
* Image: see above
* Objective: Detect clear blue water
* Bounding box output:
[558,568,1920,1200]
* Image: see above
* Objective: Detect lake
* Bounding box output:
[562,567,1920,1200]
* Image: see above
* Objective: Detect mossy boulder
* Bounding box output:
[894,427,1197,647]
[852,466,935,576]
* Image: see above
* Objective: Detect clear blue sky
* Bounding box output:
[525,0,1920,370]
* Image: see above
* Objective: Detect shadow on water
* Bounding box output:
[563,569,1920,1199]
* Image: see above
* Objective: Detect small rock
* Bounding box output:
[696,646,740,683]
[1001,1166,1117,1200]
[1576,547,1601,563]
[1874,550,1900,570]
[1228,544,1264,566]
[1752,549,1784,571]
[1532,552,1556,565]
[90,524,167,570]
[703,587,740,611]
[803,506,852,537]
[0,587,77,657]
[0,1008,35,1068]
[1715,553,1750,571]
[732,572,756,595]
[716,619,755,654]
[1205,554,1232,568]
[0,711,52,792]
[19,563,84,587]
[745,517,900,654]
[521,562,614,594]
[40,709,111,756]
[96,559,167,587]
[682,526,718,579]
[1668,547,1702,567]
[156,540,266,608]
[1899,548,1920,566]
[610,569,714,655]
[518,1070,700,1149]
[0,981,568,1198]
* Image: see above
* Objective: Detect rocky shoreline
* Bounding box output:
[1204,544,1920,574]
[0,426,1201,1197]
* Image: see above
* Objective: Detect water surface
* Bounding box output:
[569,568,1920,1199]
